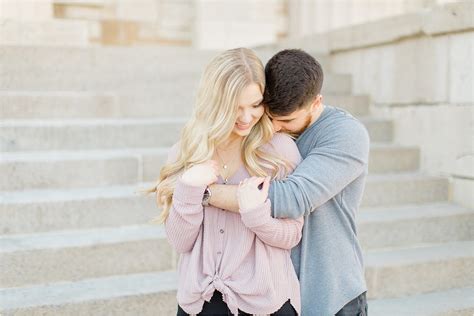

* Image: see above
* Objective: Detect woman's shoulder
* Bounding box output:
[263,133,301,164]
[265,132,297,151]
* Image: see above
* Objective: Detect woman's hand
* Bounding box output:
[181,160,219,187]
[237,176,270,210]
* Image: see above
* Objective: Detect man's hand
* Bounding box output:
[237,176,270,210]
[181,160,219,187]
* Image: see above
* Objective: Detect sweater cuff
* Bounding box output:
[173,178,207,205]
[240,199,271,228]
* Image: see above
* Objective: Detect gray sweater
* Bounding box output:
[269,105,369,315]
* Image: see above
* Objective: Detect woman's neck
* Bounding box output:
[217,134,243,152]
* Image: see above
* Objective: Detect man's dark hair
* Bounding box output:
[264,49,324,116]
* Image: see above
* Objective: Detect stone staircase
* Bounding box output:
[1,45,473,315]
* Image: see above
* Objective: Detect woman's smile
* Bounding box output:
[235,122,252,130]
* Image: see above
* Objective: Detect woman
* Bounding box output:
[151,48,303,315]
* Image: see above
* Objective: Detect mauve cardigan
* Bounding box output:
[164,133,303,315]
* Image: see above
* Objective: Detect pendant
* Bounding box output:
[223,165,228,169]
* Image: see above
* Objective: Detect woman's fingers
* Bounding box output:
[262,176,271,194]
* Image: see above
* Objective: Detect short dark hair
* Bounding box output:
[263,49,324,116]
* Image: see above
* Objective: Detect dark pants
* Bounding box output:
[335,292,368,316]
[177,290,297,315]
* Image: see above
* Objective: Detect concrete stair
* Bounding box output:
[0,225,172,288]
[1,45,472,315]
[0,20,89,46]
[0,144,419,191]
[0,92,366,119]
[0,271,178,316]
[0,117,392,152]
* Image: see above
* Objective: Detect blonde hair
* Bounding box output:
[147,48,291,224]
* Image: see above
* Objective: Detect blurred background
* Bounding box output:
[0,0,473,315]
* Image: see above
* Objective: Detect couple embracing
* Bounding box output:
[151,48,369,316]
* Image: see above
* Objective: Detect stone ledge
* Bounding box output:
[325,1,474,52]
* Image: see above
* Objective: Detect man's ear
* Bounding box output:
[310,94,323,112]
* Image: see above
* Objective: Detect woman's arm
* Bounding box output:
[161,144,218,253]
[164,179,207,253]
[240,197,303,249]
[238,133,304,249]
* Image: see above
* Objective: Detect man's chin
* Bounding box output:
[280,130,301,139]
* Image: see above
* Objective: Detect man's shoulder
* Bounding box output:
[300,105,369,154]
[319,105,367,136]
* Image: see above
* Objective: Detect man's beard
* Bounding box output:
[282,114,312,138]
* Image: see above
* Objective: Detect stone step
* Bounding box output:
[0,144,417,191]
[0,173,449,235]
[0,45,327,71]
[0,46,329,78]
[0,118,185,152]
[0,19,89,46]
[327,95,370,116]
[2,241,473,314]
[360,117,393,142]
[4,198,469,266]
[2,217,472,295]
[0,45,345,96]
[368,143,419,173]
[365,241,474,299]
[0,69,350,95]
[369,286,474,316]
[358,203,474,250]
[361,173,448,207]
[0,117,391,152]
[0,225,172,288]
[0,270,178,316]
[0,92,369,119]
[0,46,216,71]
[0,148,167,191]
[0,184,157,235]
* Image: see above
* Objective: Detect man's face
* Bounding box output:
[268,107,313,138]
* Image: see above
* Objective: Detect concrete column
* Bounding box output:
[193,0,279,49]
[0,0,53,21]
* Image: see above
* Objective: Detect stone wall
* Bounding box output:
[287,0,432,36]
[325,1,473,207]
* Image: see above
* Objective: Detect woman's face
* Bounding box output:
[232,83,264,137]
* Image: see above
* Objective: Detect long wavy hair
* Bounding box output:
[147,48,291,224]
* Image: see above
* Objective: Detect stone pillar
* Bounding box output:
[0,0,53,21]
[193,0,280,50]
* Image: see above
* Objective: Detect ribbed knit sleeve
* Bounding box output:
[240,199,303,249]
[239,133,304,250]
[164,178,207,253]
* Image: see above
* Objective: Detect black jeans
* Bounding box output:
[177,290,297,315]
[335,291,368,316]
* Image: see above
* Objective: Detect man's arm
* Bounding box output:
[208,132,302,213]
[208,183,239,212]
[270,120,370,219]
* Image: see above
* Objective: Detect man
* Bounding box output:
[204,49,369,315]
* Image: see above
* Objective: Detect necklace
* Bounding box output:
[215,148,239,184]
